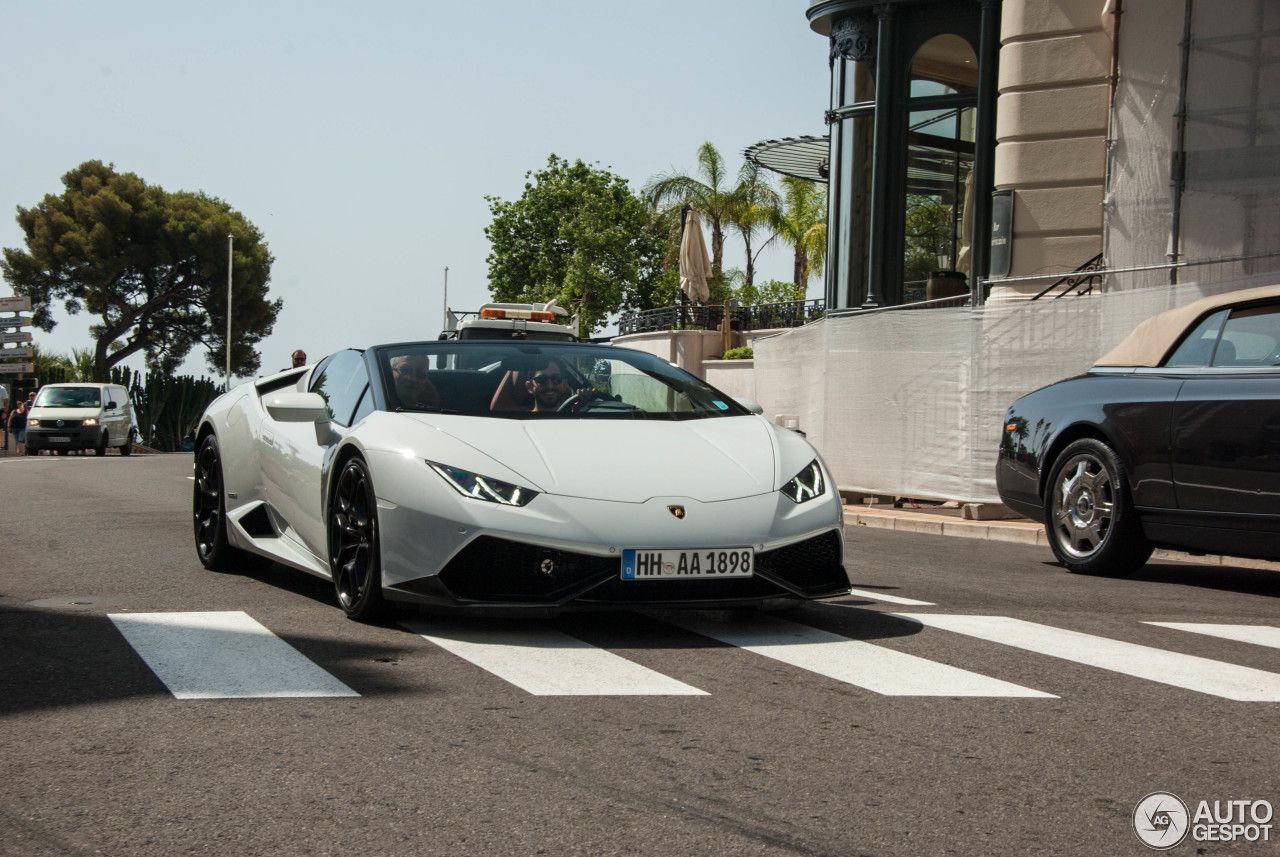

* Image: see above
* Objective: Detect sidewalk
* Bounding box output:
[843,499,1280,572]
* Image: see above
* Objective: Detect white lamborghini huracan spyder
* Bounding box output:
[192,341,848,620]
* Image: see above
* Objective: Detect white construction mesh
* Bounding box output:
[754,276,1276,504]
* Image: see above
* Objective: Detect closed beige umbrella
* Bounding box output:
[679,208,712,304]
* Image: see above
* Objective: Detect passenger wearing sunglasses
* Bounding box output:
[390,354,440,409]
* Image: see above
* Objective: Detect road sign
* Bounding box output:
[0,362,34,374]
[0,315,32,329]
[0,347,34,359]
[0,331,32,344]
[0,296,32,312]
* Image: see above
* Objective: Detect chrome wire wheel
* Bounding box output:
[1049,452,1115,561]
[329,458,385,620]
[1043,438,1151,576]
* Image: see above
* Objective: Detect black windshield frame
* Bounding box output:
[368,341,752,420]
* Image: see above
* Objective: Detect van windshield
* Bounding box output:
[34,387,102,408]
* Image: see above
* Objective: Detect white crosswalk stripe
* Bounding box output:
[109,611,359,699]
[108,610,1280,702]
[1144,622,1280,650]
[844,588,935,606]
[670,613,1053,697]
[895,614,1280,702]
[401,619,707,696]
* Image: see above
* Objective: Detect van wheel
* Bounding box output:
[96,432,108,456]
[120,429,134,456]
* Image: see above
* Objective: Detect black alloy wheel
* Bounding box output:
[193,435,234,569]
[1044,437,1152,576]
[329,457,387,621]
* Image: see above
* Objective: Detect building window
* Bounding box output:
[903,35,978,301]
[809,0,998,310]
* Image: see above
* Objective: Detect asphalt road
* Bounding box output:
[1,454,1277,857]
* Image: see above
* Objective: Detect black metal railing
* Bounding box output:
[1031,253,1104,300]
[618,299,825,336]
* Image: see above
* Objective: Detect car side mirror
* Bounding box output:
[735,398,765,415]
[106,401,117,410]
[266,391,331,423]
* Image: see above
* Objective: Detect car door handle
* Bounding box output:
[262,429,275,447]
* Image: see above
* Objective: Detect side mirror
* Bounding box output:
[266,391,330,423]
[735,398,765,415]
[106,401,116,410]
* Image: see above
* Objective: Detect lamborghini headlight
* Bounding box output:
[427,461,538,506]
[781,459,825,504]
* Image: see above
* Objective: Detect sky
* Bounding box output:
[0,0,830,381]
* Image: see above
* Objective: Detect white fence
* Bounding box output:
[753,273,1279,503]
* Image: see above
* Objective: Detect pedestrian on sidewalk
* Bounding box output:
[7,399,28,455]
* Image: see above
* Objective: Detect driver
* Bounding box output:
[391,354,441,409]
[526,359,592,412]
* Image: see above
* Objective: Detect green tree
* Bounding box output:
[69,347,97,381]
[903,194,954,285]
[733,279,805,307]
[2,160,281,380]
[27,342,71,384]
[768,176,827,292]
[725,162,779,288]
[485,155,666,333]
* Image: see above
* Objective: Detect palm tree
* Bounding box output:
[768,176,827,294]
[69,347,97,382]
[28,342,71,385]
[642,142,739,281]
[725,162,779,288]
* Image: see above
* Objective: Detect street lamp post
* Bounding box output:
[225,234,233,391]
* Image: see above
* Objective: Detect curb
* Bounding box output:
[843,507,1280,572]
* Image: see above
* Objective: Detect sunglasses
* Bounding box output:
[531,374,564,386]
[396,366,431,380]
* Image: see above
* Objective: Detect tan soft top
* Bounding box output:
[1093,284,1280,367]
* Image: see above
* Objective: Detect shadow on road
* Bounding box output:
[1039,560,1280,598]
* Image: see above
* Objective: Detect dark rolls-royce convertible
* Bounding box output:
[997,285,1280,575]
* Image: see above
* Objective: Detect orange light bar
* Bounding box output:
[1005,423,1018,432]
[480,308,555,321]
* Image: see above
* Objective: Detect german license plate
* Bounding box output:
[49,436,70,443]
[621,548,754,579]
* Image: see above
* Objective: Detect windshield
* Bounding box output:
[34,386,102,408]
[458,328,575,341]
[374,342,750,420]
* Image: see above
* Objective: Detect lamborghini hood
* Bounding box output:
[411,414,786,503]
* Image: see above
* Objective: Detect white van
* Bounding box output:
[26,383,135,456]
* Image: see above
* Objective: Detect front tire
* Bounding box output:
[96,432,108,457]
[120,428,133,456]
[193,435,238,570]
[1044,438,1152,576]
[328,456,387,621]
